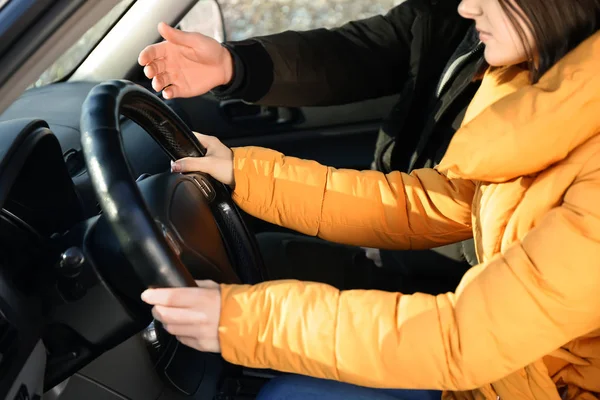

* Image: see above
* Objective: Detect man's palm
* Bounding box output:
[138,23,233,99]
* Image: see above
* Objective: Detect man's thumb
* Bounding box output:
[158,22,194,47]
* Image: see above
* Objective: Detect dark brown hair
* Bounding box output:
[499,0,600,83]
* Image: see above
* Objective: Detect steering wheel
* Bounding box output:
[80,80,265,289]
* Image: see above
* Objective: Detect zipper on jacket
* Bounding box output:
[436,41,484,98]
[407,48,484,172]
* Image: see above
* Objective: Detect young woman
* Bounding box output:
[139,0,483,297]
[139,0,600,399]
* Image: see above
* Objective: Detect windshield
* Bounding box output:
[31,0,134,88]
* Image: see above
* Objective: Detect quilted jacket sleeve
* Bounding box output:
[231,146,475,250]
[218,147,600,390]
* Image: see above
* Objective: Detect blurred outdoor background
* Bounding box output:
[33,0,404,87]
[219,0,404,40]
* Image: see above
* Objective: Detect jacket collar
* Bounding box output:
[436,23,483,98]
[437,31,600,182]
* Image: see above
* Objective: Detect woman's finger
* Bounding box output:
[171,156,214,174]
[153,306,204,325]
[176,336,199,350]
[152,305,207,325]
[142,287,208,307]
[195,280,219,289]
[192,132,216,143]
[163,324,207,337]
[176,335,219,353]
[189,132,215,150]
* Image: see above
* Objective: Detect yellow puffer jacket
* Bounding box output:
[217,31,600,400]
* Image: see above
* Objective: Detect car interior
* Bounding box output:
[0,0,399,399]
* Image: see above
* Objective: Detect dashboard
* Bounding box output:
[0,82,189,217]
[0,82,190,399]
[0,119,76,399]
[0,120,81,306]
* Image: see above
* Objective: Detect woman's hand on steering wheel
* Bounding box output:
[141,280,222,353]
[171,132,235,188]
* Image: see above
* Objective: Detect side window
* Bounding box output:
[31,0,134,87]
[180,0,405,41]
[179,0,226,42]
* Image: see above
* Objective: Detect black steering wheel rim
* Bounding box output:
[80,80,264,288]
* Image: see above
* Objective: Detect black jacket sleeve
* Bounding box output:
[213,1,425,106]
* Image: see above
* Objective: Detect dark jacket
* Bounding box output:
[215,0,484,266]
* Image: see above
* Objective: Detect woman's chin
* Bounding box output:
[484,47,527,68]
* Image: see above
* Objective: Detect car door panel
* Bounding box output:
[173,94,398,170]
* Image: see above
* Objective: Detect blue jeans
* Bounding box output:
[257,375,442,400]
